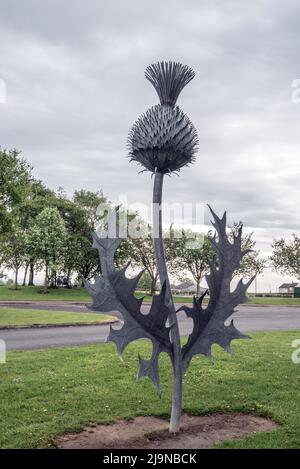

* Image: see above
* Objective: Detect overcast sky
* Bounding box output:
[1,0,299,291]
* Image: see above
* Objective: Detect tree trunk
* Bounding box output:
[196,280,200,297]
[50,270,56,288]
[14,267,19,290]
[28,260,34,286]
[44,262,49,294]
[153,172,182,433]
[22,263,29,287]
[66,269,71,288]
[150,276,157,296]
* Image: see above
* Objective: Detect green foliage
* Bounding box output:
[170,226,265,296]
[0,182,130,288]
[130,229,158,295]
[170,231,214,296]
[138,271,156,293]
[229,223,266,279]
[270,235,300,281]
[129,221,182,295]
[1,225,27,288]
[25,207,67,292]
[0,148,33,237]
[73,189,106,229]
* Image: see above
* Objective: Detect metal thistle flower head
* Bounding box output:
[128,61,199,174]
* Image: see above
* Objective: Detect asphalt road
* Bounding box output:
[1,303,300,351]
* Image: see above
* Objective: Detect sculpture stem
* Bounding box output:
[153,171,182,433]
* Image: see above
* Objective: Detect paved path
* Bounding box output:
[1,303,300,351]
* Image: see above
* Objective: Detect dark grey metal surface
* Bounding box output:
[85,209,172,395]
[153,170,183,429]
[128,105,198,173]
[145,62,195,107]
[179,206,255,372]
[128,61,198,174]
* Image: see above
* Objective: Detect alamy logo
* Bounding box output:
[291,79,300,104]
[0,339,6,364]
[95,199,205,247]
[291,339,300,364]
[0,79,6,104]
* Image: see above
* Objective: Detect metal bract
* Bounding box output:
[128,61,199,174]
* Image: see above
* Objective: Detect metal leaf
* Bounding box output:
[85,208,172,395]
[179,206,255,372]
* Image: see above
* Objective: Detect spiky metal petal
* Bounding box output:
[145,61,195,107]
[128,104,198,173]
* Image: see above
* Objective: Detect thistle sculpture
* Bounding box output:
[85,62,255,433]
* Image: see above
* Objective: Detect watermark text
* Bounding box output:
[291,339,300,364]
[0,79,6,104]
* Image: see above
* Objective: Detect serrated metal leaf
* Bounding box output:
[179,206,255,372]
[85,208,172,395]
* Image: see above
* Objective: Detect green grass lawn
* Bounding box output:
[247,297,300,306]
[1,285,300,305]
[0,285,90,301]
[0,307,115,327]
[0,330,299,448]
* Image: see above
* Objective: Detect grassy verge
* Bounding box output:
[0,307,116,327]
[0,330,299,448]
[247,297,300,305]
[0,286,90,301]
[1,285,300,306]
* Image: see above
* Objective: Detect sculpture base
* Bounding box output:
[58,413,276,449]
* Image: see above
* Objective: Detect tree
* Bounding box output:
[2,225,26,289]
[73,189,106,229]
[130,229,159,295]
[137,271,155,293]
[270,235,300,281]
[17,186,104,287]
[71,190,109,284]
[0,148,33,238]
[171,231,214,297]
[0,150,114,288]
[68,234,100,286]
[12,180,54,286]
[129,221,182,295]
[229,223,266,279]
[170,224,264,297]
[25,208,67,293]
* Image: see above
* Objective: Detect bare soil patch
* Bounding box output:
[58,413,276,449]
